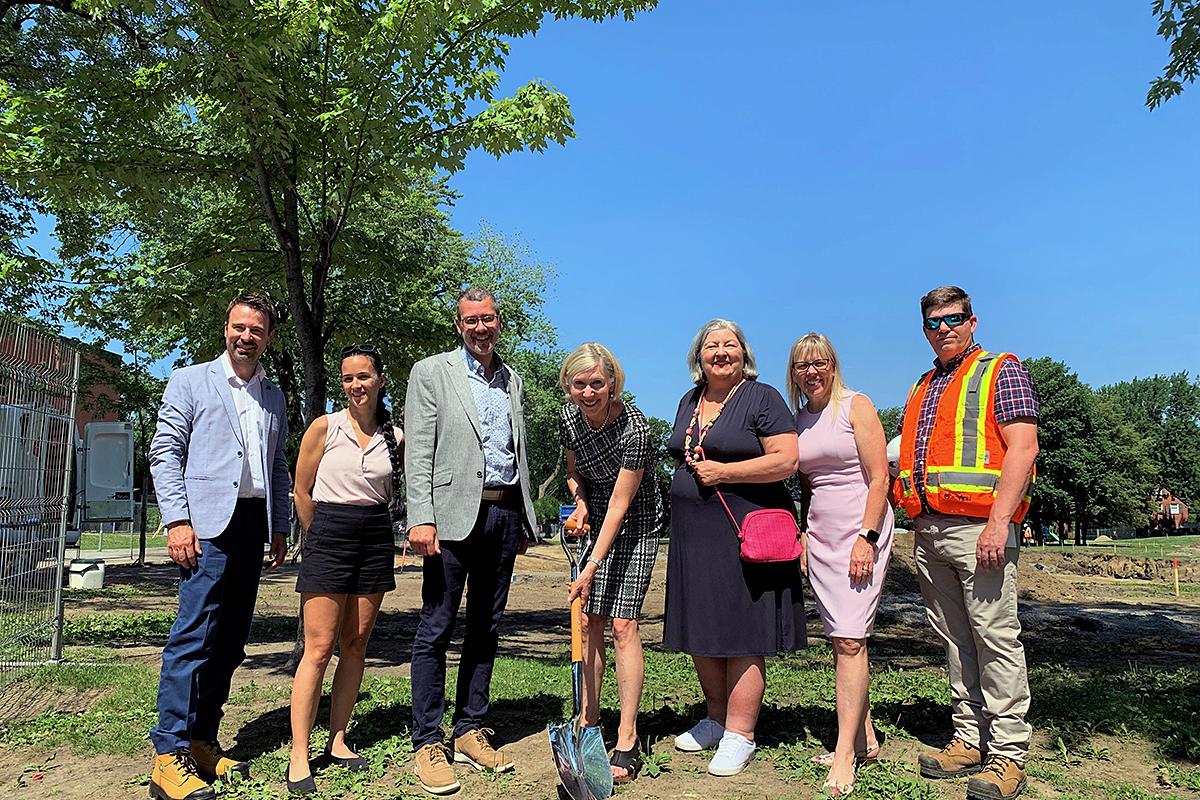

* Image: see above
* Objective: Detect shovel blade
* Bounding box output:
[548,721,596,800]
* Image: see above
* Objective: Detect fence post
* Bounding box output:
[50,351,81,663]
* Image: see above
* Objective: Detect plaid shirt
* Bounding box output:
[899,343,1040,510]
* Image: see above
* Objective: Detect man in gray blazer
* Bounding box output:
[147,292,291,800]
[405,286,538,795]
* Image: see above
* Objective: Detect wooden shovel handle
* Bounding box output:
[570,594,583,663]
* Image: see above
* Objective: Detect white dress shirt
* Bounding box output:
[220,351,267,498]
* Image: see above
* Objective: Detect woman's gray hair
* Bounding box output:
[686,318,759,385]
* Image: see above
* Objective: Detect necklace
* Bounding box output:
[583,400,613,433]
[683,378,746,466]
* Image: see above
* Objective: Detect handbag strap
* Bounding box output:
[713,487,741,534]
[693,447,742,534]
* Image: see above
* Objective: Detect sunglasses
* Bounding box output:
[923,313,970,331]
[340,343,380,358]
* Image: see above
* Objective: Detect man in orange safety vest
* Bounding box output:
[895,286,1040,800]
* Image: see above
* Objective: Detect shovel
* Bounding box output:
[547,520,613,800]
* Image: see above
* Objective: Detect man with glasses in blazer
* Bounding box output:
[404,286,538,795]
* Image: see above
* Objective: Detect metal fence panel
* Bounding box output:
[0,319,79,710]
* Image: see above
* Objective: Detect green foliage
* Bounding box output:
[1148,0,1200,108]
[62,611,176,644]
[1026,358,1156,530]
[0,0,658,424]
[1100,372,1200,507]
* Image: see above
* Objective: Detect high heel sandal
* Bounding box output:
[610,737,643,783]
[810,739,881,767]
[822,776,855,797]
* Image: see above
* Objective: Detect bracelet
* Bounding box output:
[586,556,603,570]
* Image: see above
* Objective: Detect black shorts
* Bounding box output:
[296,502,396,595]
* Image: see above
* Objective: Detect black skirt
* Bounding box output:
[296,502,396,595]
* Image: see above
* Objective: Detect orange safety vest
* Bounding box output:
[893,348,1034,523]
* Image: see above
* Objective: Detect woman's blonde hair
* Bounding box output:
[686,319,759,385]
[786,332,851,415]
[559,342,625,399]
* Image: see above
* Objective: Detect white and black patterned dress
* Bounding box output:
[559,402,663,619]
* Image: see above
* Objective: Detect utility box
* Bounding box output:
[82,422,134,522]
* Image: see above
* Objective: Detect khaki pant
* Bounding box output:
[913,513,1031,762]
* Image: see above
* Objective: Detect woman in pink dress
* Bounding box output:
[790,332,894,797]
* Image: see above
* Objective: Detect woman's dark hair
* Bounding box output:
[341,345,403,518]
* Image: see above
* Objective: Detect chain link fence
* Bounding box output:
[0,319,79,712]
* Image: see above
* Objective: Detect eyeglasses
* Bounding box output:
[340,343,379,357]
[923,313,970,331]
[459,314,498,327]
[792,359,831,373]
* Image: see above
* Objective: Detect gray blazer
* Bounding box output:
[150,356,291,540]
[404,348,538,542]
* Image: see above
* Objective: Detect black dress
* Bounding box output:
[663,380,807,657]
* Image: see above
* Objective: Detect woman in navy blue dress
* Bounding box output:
[664,319,803,777]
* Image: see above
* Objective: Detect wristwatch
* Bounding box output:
[858,528,881,544]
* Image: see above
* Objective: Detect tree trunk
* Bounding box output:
[538,446,563,499]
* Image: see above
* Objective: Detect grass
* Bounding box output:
[0,646,1197,799]
[1059,534,1200,561]
[77,530,166,553]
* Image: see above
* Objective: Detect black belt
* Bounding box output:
[481,486,519,503]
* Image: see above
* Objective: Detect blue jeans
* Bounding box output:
[410,499,523,749]
[150,500,266,754]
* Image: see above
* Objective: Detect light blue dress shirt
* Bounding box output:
[463,348,518,487]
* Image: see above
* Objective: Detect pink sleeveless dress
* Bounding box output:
[796,392,893,638]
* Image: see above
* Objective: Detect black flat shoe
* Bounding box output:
[286,769,316,796]
[327,752,369,772]
[610,737,643,783]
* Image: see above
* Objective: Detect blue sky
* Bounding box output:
[446,2,1200,420]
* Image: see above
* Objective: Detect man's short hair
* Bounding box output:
[456,286,500,318]
[920,285,972,318]
[226,291,278,331]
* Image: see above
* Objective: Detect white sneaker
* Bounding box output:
[674,717,725,752]
[707,732,756,776]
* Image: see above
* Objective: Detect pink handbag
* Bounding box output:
[714,488,804,564]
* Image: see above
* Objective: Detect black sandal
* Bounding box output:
[610,737,643,783]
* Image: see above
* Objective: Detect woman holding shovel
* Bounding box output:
[559,343,663,783]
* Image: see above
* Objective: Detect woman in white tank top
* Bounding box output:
[286,345,403,795]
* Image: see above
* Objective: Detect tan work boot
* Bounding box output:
[454,727,514,773]
[190,739,250,780]
[413,743,460,795]
[967,755,1027,800]
[150,750,216,800]
[917,736,983,778]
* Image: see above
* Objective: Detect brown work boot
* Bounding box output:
[189,739,250,780]
[413,743,460,795]
[967,755,1027,800]
[453,727,514,773]
[150,750,216,800]
[917,736,983,778]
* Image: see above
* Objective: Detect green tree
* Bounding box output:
[1099,373,1200,506]
[1148,0,1200,108]
[0,0,657,423]
[1026,358,1156,536]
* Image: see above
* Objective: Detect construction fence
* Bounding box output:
[0,318,79,714]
